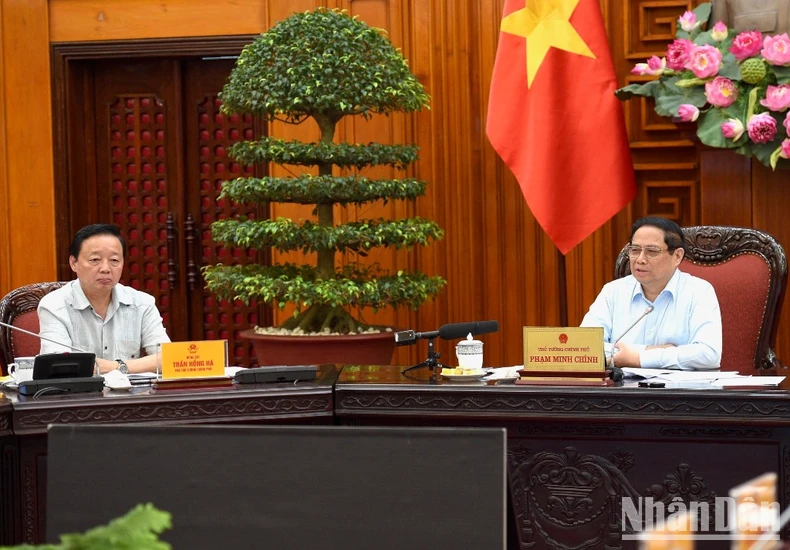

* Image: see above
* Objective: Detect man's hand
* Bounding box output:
[613,343,677,368]
[96,358,119,374]
[613,342,642,367]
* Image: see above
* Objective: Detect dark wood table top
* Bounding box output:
[0,364,340,435]
[334,365,790,425]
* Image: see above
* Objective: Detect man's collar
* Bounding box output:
[69,280,132,309]
[630,268,682,303]
[69,280,92,310]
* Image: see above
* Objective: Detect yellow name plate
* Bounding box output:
[522,327,605,372]
[160,340,228,379]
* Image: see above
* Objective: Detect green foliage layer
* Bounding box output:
[228,139,420,169]
[219,175,427,205]
[1,503,171,550]
[218,8,429,123]
[212,217,444,253]
[204,263,446,311]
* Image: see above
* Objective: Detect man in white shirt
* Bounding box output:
[38,224,170,374]
[580,216,722,370]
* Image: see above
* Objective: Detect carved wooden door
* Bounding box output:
[63,57,269,367]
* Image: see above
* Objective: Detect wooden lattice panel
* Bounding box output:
[626,0,694,60]
[108,95,172,328]
[197,96,261,367]
[641,180,696,226]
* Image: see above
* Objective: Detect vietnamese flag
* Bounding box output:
[486,0,636,254]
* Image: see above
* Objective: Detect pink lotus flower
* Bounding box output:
[730,31,763,61]
[631,56,667,76]
[781,139,790,159]
[705,77,738,107]
[711,21,728,42]
[721,119,745,141]
[760,84,790,111]
[677,104,700,122]
[685,44,722,78]
[762,33,790,66]
[678,11,701,32]
[784,112,790,135]
[747,113,778,143]
[666,39,693,71]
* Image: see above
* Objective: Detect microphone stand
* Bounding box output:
[401,336,445,378]
[0,320,86,352]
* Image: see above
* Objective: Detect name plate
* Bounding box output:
[160,340,228,379]
[522,327,605,372]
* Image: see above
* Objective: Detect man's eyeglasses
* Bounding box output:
[626,245,669,259]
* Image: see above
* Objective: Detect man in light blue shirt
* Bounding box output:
[581,217,722,370]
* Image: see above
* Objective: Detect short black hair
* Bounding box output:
[630,216,685,252]
[69,224,126,258]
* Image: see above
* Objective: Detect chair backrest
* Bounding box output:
[0,282,67,375]
[614,226,787,375]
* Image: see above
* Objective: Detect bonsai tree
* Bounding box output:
[203,7,446,334]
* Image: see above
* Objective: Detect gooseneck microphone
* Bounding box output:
[0,319,87,352]
[611,306,654,345]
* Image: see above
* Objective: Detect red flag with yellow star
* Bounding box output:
[486,0,635,254]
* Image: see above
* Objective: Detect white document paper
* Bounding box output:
[620,368,675,379]
[711,376,785,388]
[485,366,521,380]
[656,371,740,382]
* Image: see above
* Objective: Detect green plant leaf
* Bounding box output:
[654,80,707,117]
[697,108,738,149]
[614,80,660,100]
[718,53,742,80]
[771,65,790,84]
[692,3,712,29]
[752,140,782,168]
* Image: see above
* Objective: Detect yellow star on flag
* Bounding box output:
[500,0,596,87]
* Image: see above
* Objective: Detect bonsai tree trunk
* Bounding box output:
[315,113,336,280]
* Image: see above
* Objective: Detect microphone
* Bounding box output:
[437,320,499,340]
[611,306,654,345]
[394,329,439,346]
[394,320,500,346]
[608,306,654,372]
[0,319,87,353]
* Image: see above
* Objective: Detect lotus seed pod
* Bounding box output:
[741,58,767,84]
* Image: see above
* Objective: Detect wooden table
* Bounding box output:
[0,365,339,545]
[5,364,790,549]
[334,366,790,550]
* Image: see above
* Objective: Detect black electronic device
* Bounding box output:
[18,376,105,396]
[234,365,318,384]
[47,425,506,549]
[16,353,103,396]
[33,352,96,380]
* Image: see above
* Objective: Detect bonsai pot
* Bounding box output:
[240,328,396,366]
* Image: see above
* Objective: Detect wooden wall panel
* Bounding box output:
[0,0,9,293]
[49,0,267,42]
[1,0,788,370]
[0,0,57,296]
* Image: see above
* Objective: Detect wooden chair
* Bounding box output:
[0,282,67,375]
[614,226,787,375]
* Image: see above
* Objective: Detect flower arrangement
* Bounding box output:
[616,2,790,169]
